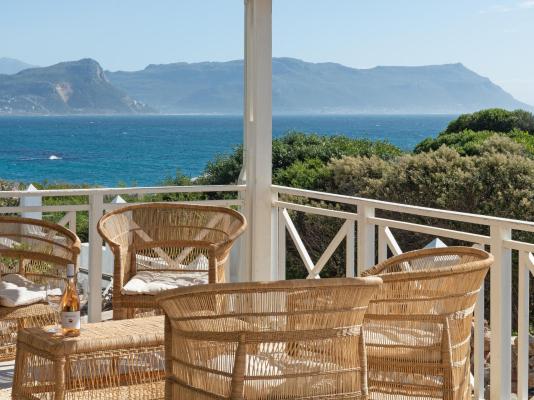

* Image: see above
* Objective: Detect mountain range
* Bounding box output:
[0,59,151,114]
[0,57,531,115]
[0,57,37,75]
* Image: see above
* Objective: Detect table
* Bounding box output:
[12,316,165,400]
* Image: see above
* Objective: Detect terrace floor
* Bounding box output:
[0,360,13,398]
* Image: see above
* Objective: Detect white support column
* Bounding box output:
[489,225,512,399]
[243,0,274,281]
[88,193,104,322]
[357,205,375,276]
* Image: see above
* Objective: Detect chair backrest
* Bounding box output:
[0,216,80,287]
[362,246,492,399]
[98,203,247,282]
[157,277,382,400]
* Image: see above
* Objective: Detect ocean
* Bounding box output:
[0,114,455,186]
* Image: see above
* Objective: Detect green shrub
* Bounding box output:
[274,158,329,190]
[415,129,534,156]
[445,108,534,134]
[329,143,534,219]
[200,132,402,185]
[416,109,534,157]
[327,145,534,328]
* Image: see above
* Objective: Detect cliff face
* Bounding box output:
[0,59,153,115]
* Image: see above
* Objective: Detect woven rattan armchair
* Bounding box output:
[98,203,247,320]
[157,277,383,400]
[362,246,493,400]
[0,216,80,360]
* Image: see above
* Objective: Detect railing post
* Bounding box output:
[357,205,375,276]
[277,209,286,280]
[88,193,104,322]
[346,220,355,277]
[489,225,512,399]
[236,178,251,282]
[67,211,76,233]
[472,243,485,400]
[517,251,531,400]
[21,184,42,220]
[378,226,388,263]
[271,190,280,280]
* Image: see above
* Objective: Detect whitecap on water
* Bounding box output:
[48,155,62,160]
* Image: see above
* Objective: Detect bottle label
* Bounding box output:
[61,311,81,330]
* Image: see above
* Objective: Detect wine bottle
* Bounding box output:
[60,264,80,337]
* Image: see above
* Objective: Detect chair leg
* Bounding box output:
[12,344,25,398]
[54,358,67,400]
[113,307,129,320]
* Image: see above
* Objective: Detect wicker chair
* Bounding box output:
[361,246,493,400]
[156,277,383,400]
[97,203,247,320]
[0,216,80,360]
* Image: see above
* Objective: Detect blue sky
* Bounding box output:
[1,0,533,104]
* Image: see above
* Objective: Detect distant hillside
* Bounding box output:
[0,59,153,115]
[107,58,532,114]
[0,57,37,75]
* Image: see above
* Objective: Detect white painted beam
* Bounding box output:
[243,0,274,281]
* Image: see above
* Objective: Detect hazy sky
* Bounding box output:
[1,0,533,104]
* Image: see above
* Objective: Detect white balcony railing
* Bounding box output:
[272,185,534,400]
[1,184,532,399]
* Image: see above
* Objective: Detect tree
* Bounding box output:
[415,109,534,156]
[444,108,534,134]
[415,129,534,156]
[199,132,401,185]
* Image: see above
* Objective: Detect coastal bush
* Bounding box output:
[36,182,94,242]
[329,144,534,220]
[415,109,534,156]
[0,180,18,209]
[444,108,534,134]
[274,158,330,190]
[325,145,534,328]
[199,132,402,185]
[415,129,534,156]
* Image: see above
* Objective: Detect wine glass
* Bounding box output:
[46,283,62,334]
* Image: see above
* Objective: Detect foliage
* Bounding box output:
[327,144,534,328]
[415,129,534,156]
[329,142,534,220]
[444,108,534,135]
[416,109,534,156]
[199,132,402,186]
[274,158,330,190]
[199,148,244,185]
[145,171,207,202]
[34,182,94,242]
[0,180,18,209]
